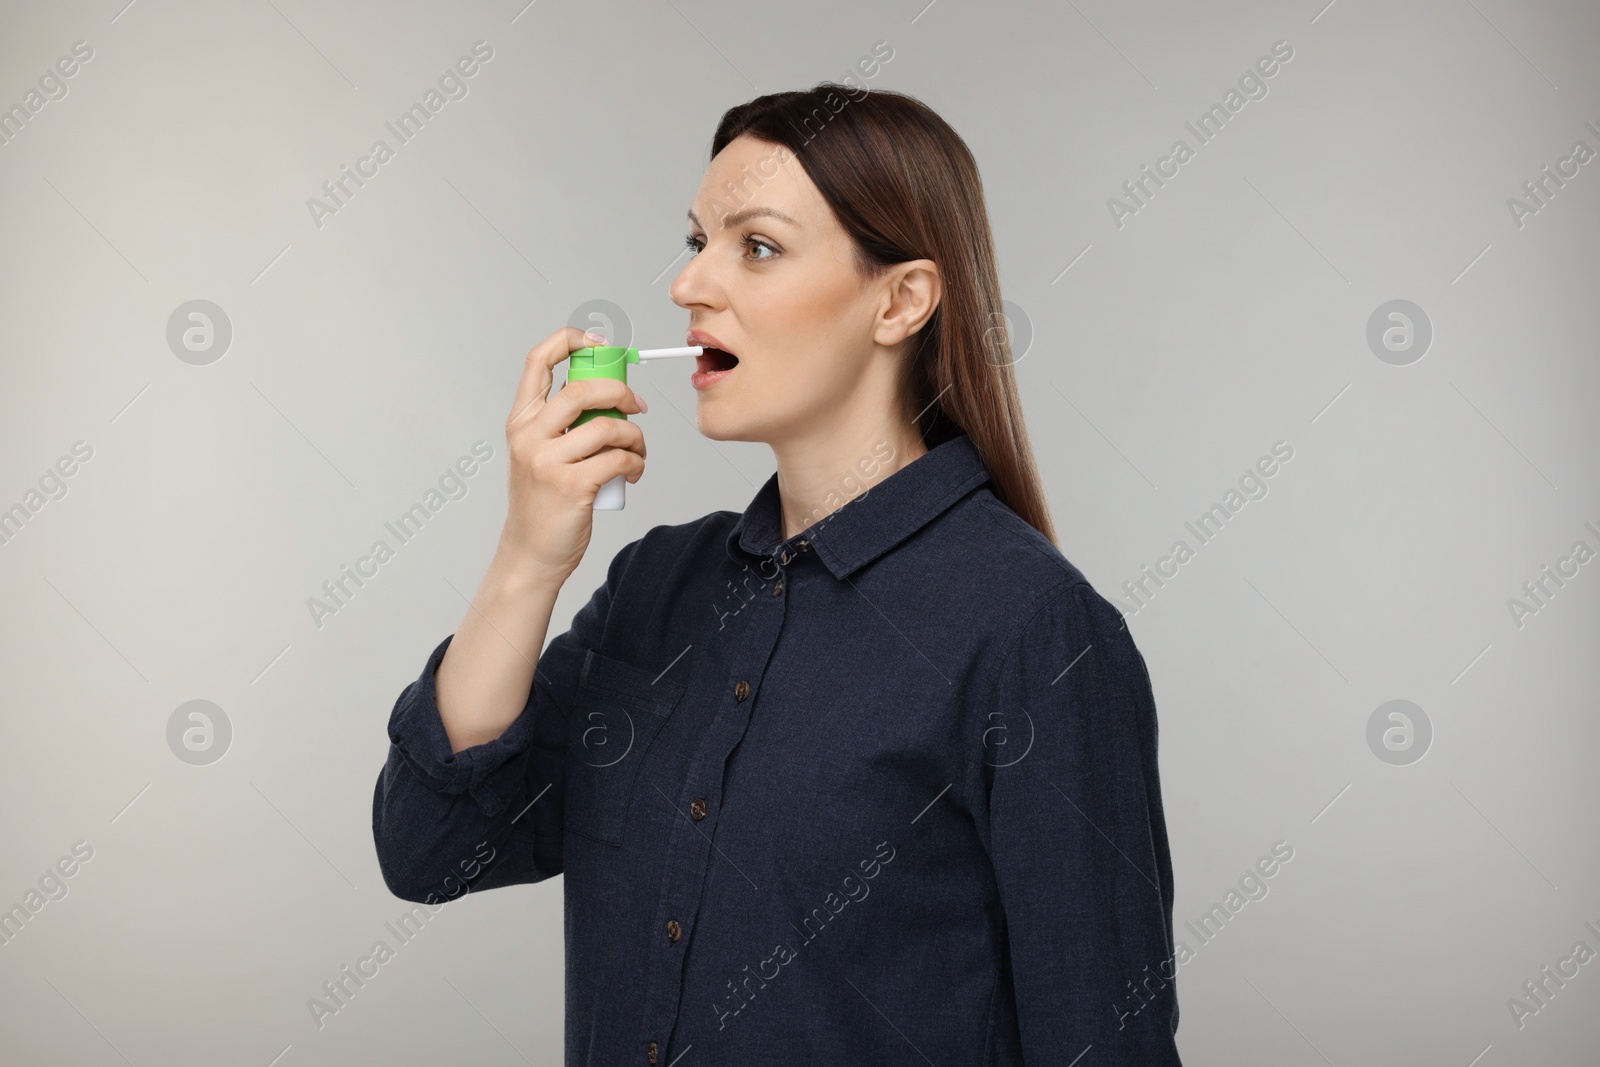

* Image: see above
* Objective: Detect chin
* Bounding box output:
[695,424,762,446]
[693,407,749,443]
[694,400,774,445]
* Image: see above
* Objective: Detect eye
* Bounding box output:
[742,235,778,261]
[683,233,780,261]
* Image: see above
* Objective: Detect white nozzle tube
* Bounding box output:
[636,345,704,360]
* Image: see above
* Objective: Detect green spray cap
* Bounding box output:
[566,345,702,427]
[566,346,639,427]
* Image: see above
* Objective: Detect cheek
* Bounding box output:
[764,346,852,414]
[739,265,865,402]
[764,260,860,335]
[746,344,810,401]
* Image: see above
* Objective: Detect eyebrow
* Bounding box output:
[686,206,799,231]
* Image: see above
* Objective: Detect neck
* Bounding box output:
[770,419,930,541]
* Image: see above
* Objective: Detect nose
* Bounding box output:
[669,244,716,313]
[667,259,694,311]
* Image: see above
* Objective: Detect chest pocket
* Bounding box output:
[564,648,686,847]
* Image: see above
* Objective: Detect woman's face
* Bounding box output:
[670,134,931,445]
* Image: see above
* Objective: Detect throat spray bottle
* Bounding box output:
[566,344,702,510]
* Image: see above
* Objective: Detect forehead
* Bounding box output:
[689,133,824,230]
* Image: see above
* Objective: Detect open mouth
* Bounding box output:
[696,347,740,373]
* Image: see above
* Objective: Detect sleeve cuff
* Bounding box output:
[384,632,540,817]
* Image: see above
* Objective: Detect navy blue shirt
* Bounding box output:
[372,433,1182,1065]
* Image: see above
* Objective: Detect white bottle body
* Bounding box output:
[594,473,625,511]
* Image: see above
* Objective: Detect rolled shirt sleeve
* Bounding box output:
[980,580,1181,1064]
[371,537,639,903]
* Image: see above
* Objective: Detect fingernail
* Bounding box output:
[584,330,607,344]
[634,391,648,412]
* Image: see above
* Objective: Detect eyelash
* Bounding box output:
[684,234,779,261]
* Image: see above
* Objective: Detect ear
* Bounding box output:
[872,259,942,348]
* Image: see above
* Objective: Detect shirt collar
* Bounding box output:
[724,434,992,580]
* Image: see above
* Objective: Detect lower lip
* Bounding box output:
[691,364,737,390]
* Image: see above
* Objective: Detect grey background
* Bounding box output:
[1,0,1597,1063]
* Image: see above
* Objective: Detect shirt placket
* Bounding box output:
[638,544,799,1065]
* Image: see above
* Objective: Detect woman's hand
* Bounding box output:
[496,326,648,581]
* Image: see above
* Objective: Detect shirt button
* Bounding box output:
[778,549,790,565]
[734,680,750,701]
[770,580,784,597]
[666,919,682,942]
[646,1040,659,1064]
[689,798,707,820]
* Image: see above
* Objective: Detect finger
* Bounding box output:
[506,326,607,430]
[532,375,645,438]
[570,442,646,493]
[544,412,646,466]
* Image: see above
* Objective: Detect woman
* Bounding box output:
[373,83,1182,1065]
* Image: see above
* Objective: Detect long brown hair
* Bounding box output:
[709,82,1058,546]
